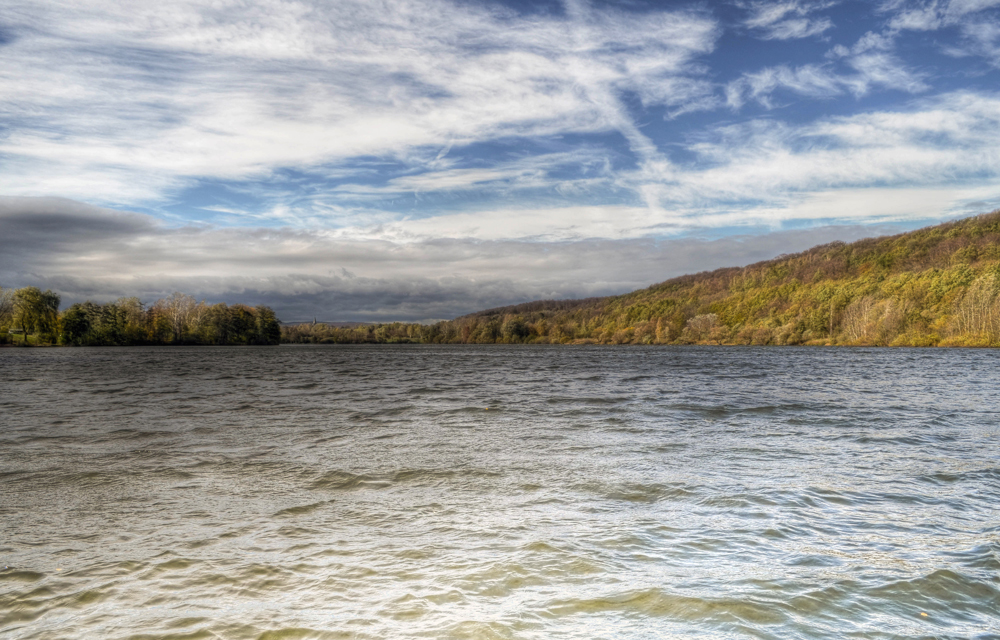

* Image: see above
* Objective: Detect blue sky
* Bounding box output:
[2,0,1000,319]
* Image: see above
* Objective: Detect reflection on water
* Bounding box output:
[1,345,998,639]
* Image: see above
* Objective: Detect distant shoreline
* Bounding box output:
[282,212,1000,349]
[6,211,1000,349]
[0,292,281,348]
[7,341,995,349]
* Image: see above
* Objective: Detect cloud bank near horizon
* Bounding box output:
[0,196,958,321]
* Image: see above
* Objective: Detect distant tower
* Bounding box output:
[312,317,317,326]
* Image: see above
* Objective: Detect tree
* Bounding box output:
[951,274,999,342]
[116,297,147,344]
[12,287,60,344]
[501,316,529,342]
[0,288,13,335]
[40,290,61,340]
[203,303,232,344]
[60,304,93,345]
[841,297,876,343]
[146,304,173,343]
[159,292,196,343]
[683,313,720,343]
[254,305,282,345]
[230,304,256,343]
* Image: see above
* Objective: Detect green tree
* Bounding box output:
[116,297,147,344]
[254,305,282,345]
[230,304,256,343]
[13,287,60,344]
[204,303,232,344]
[60,304,93,345]
[500,316,529,342]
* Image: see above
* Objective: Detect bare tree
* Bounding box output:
[684,313,721,343]
[188,300,209,337]
[159,292,197,342]
[842,296,876,343]
[952,274,1000,341]
[841,296,911,345]
[875,298,910,346]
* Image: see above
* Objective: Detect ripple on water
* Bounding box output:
[1,345,999,639]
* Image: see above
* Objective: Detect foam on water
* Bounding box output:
[1,345,999,639]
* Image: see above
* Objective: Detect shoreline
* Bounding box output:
[4,341,997,349]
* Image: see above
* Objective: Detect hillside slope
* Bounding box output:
[283,211,1000,347]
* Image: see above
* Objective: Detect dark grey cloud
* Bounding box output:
[0,196,935,322]
[0,197,156,250]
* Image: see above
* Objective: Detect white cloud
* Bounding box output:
[105,87,1000,242]
[887,5,944,30]
[743,0,836,39]
[637,91,1000,226]
[36,87,988,241]
[955,17,1000,64]
[0,0,718,207]
[885,0,1000,28]
[944,0,1000,19]
[377,205,666,242]
[333,149,615,197]
[726,30,927,108]
[886,0,1000,65]
[726,64,844,108]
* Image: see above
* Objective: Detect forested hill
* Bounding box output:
[283,210,1000,347]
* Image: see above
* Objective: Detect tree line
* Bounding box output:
[8,211,1000,348]
[284,210,1000,347]
[0,289,281,346]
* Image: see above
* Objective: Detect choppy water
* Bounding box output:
[1,345,999,639]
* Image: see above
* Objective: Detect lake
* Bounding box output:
[1,345,998,639]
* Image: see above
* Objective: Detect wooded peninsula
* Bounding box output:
[4,211,1000,347]
[0,292,281,346]
[286,211,1000,347]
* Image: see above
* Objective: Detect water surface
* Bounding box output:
[1,345,998,639]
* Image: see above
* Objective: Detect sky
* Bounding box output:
[2,0,1000,321]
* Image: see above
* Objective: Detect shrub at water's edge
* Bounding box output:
[0,290,281,346]
[283,210,1000,347]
